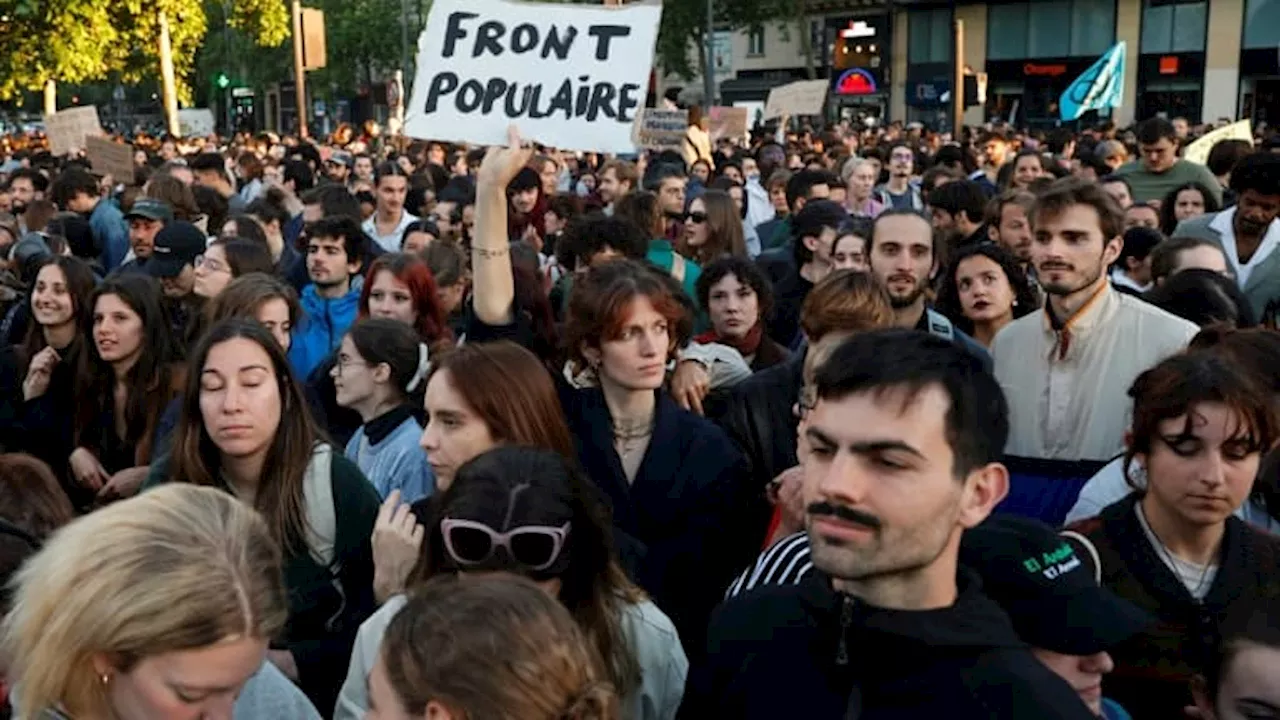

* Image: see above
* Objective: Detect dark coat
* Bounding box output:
[1067,494,1280,720]
[565,386,753,655]
[679,570,1098,720]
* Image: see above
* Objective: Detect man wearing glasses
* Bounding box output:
[873,143,923,212]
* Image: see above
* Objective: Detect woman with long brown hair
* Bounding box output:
[680,189,745,265]
[341,447,685,720]
[68,274,181,506]
[145,318,380,714]
[0,256,96,492]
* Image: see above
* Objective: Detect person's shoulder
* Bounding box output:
[618,597,683,647]
[1114,161,1142,176]
[1115,292,1199,335]
[236,657,323,720]
[963,647,1100,719]
[990,312,1042,352]
[709,581,813,643]
[325,445,381,506]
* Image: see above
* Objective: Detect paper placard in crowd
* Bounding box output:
[634,109,687,152]
[709,106,748,141]
[85,136,136,183]
[178,108,217,138]
[763,80,829,120]
[1182,119,1253,165]
[404,0,662,154]
[43,106,104,156]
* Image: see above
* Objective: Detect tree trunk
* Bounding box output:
[797,6,815,80]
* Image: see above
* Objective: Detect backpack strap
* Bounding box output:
[925,309,955,341]
[302,443,337,569]
[670,252,687,286]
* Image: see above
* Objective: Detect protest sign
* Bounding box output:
[708,106,748,141]
[634,109,687,152]
[1183,120,1253,165]
[85,136,136,183]
[404,0,662,154]
[178,109,217,137]
[43,106,103,156]
[763,80,829,120]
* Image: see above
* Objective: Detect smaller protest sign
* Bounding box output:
[43,106,104,156]
[634,109,687,152]
[1183,120,1253,165]
[763,80,829,120]
[86,136,136,184]
[708,106,748,141]
[178,109,217,138]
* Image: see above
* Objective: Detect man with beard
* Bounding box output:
[289,215,366,379]
[597,159,637,216]
[1171,153,1280,323]
[987,189,1036,272]
[679,330,1097,720]
[6,169,48,235]
[117,198,173,274]
[990,178,1195,520]
[866,210,989,365]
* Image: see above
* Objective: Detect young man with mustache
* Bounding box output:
[679,330,1096,720]
[990,178,1196,520]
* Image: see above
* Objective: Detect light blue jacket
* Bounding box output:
[345,414,434,503]
[289,275,364,380]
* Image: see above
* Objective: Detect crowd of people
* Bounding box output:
[0,107,1275,720]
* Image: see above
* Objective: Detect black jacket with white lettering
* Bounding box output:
[678,570,1098,720]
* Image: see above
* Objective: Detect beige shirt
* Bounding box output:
[991,284,1197,462]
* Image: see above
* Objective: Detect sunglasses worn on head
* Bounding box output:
[441,518,571,572]
[685,211,708,224]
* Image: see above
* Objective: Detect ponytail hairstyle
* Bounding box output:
[346,318,431,402]
[381,574,619,720]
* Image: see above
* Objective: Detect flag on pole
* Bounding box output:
[1059,42,1126,122]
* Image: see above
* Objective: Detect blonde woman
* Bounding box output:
[1,484,319,720]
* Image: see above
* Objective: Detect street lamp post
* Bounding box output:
[703,0,715,107]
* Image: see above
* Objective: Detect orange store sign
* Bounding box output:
[1023,63,1068,77]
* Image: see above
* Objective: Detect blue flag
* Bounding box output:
[1060,42,1126,121]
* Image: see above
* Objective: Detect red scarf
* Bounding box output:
[696,322,764,358]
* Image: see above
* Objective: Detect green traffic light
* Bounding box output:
[216,74,230,89]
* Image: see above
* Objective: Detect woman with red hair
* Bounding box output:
[311,253,452,447]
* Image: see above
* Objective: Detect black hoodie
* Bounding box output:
[678,570,1098,720]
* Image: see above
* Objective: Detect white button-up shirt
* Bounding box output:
[991,284,1198,462]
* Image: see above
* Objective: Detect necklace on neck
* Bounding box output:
[612,414,653,457]
[1135,501,1217,599]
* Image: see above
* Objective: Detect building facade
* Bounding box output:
[699,0,1278,128]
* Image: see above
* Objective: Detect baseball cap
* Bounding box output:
[125,198,174,224]
[329,150,354,168]
[960,515,1153,656]
[146,222,206,279]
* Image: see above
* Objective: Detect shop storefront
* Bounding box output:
[820,15,891,121]
[904,63,951,130]
[719,68,812,105]
[1240,49,1280,127]
[1135,53,1205,123]
[1240,0,1280,126]
[984,58,1108,128]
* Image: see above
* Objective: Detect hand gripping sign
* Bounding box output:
[405,0,662,155]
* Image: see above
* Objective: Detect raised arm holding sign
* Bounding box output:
[404,0,662,154]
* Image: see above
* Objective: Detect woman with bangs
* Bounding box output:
[1066,352,1280,720]
[467,127,751,653]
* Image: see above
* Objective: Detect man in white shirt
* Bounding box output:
[990,178,1197,523]
[362,162,418,253]
[1173,153,1280,323]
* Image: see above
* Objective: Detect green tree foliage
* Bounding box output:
[0,0,289,103]
[309,0,406,92]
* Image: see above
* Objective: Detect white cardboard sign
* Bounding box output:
[763,79,830,120]
[404,0,662,153]
[178,108,217,138]
[44,106,104,156]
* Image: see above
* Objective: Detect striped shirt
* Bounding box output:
[725,532,814,598]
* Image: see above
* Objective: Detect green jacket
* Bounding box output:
[647,239,709,333]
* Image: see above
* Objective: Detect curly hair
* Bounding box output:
[934,243,1039,335]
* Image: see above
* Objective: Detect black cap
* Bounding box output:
[146,221,206,278]
[960,515,1153,656]
[124,198,174,223]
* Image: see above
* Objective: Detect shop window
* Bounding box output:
[1244,0,1280,50]
[1142,0,1206,54]
[748,25,765,57]
[908,7,952,64]
[989,0,1116,59]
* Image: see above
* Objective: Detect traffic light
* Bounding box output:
[216,73,230,89]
